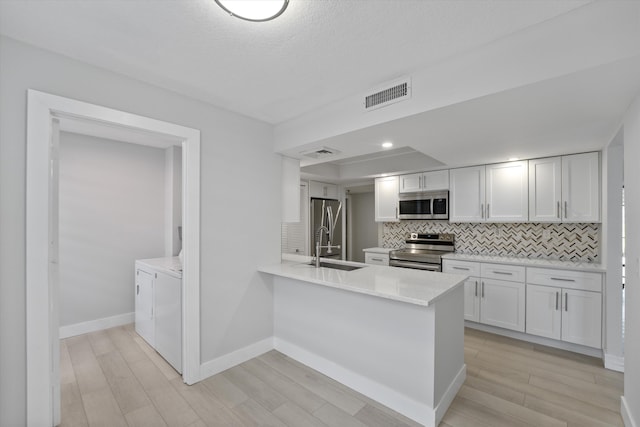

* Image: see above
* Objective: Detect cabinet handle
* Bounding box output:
[137,284,139,295]
[371,257,383,262]
[475,281,478,297]
[481,281,485,298]
[481,204,484,219]
[555,291,559,310]
[395,207,398,219]
[565,292,568,311]
[551,277,575,282]
[453,266,470,271]
[557,201,560,219]
[487,203,490,218]
[564,201,568,219]
[493,271,513,275]
[419,176,422,188]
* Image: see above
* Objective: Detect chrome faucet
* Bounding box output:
[314,225,341,267]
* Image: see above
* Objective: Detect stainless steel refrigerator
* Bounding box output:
[310,198,342,258]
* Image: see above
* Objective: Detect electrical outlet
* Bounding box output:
[542,230,551,239]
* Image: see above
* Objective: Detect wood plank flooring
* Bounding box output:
[60,325,624,426]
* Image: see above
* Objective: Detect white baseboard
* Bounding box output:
[622,396,637,427]
[59,312,134,339]
[604,353,625,372]
[275,337,460,427]
[465,321,603,358]
[199,338,274,381]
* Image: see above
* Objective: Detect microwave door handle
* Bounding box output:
[431,198,435,219]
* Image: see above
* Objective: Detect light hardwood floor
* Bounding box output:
[61,325,624,427]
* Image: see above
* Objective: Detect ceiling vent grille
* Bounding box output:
[301,146,341,159]
[364,77,411,111]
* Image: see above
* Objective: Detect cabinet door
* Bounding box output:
[463,277,480,322]
[154,272,182,372]
[310,181,338,199]
[375,176,399,222]
[480,279,525,332]
[561,289,602,348]
[526,284,561,340]
[529,157,562,222]
[135,268,155,346]
[423,170,450,191]
[399,173,423,193]
[486,161,528,222]
[561,152,600,223]
[449,166,485,222]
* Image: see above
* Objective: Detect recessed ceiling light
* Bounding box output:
[214,0,289,22]
[382,142,393,149]
[508,157,519,161]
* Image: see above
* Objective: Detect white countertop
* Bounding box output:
[442,253,605,272]
[260,254,467,307]
[136,256,183,278]
[362,247,395,254]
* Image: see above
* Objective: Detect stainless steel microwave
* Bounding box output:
[398,191,449,220]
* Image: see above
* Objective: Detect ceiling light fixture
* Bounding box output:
[214,0,289,22]
[382,142,393,149]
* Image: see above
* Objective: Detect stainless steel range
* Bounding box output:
[389,233,455,272]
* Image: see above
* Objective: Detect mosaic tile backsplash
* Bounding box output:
[382,221,600,262]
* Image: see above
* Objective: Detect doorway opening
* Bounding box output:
[26,90,201,426]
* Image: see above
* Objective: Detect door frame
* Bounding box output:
[26,90,201,426]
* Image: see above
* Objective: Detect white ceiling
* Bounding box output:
[2,0,639,183]
[0,0,591,125]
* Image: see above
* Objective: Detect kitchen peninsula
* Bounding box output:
[259,255,468,427]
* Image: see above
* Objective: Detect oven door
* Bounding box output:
[389,259,442,272]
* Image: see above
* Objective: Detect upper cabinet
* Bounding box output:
[399,170,449,193]
[309,181,338,199]
[375,176,399,222]
[450,161,528,222]
[449,166,485,222]
[562,153,600,222]
[528,152,600,223]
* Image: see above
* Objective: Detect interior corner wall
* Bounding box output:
[349,192,377,263]
[623,92,640,425]
[0,35,280,426]
[59,132,165,327]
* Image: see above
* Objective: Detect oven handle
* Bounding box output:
[389,260,441,272]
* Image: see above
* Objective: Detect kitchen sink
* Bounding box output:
[311,261,365,271]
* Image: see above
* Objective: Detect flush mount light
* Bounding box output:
[215,0,289,22]
[382,142,393,149]
[508,157,519,161]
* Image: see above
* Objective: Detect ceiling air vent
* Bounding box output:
[364,77,411,111]
[301,146,341,159]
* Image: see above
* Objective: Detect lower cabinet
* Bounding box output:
[443,260,525,332]
[526,268,602,348]
[480,278,525,332]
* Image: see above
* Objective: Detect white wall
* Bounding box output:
[623,93,640,426]
[59,132,165,327]
[0,35,280,425]
[349,192,378,263]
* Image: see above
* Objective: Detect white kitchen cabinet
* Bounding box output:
[480,278,525,332]
[374,176,399,222]
[135,268,155,347]
[526,267,602,348]
[462,277,481,322]
[485,161,528,222]
[399,170,449,193]
[528,152,600,223]
[443,259,525,332]
[562,152,600,222]
[449,166,485,222]
[364,252,390,266]
[310,180,338,199]
[528,156,562,222]
[526,284,562,340]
